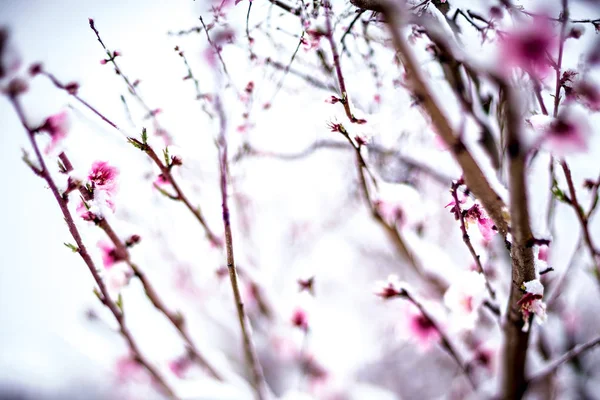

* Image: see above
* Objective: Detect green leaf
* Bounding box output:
[64,242,79,253]
[116,293,124,312]
[141,127,148,144]
[93,288,103,303]
[163,146,170,166]
[153,183,178,200]
[127,137,144,150]
[551,182,568,203]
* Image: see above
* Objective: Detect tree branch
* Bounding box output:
[9,95,176,399]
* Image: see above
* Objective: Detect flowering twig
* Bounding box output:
[35,67,121,133]
[38,70,222,246]
[215,95,268,400]
[88,19,169,141]
[527,334,600,385]
[379,283,477,389]
[59,153,223,382]
[129,132,223,247]
[324,2,367,125]
[374,1,509,239]
[450,180,496,299]
[199,16,232,82]
[9,95,176,399]
[333,122,446,292]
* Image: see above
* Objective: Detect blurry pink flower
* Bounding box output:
[444,271,487,331]
[464,203,496,242]
[115,356,145,383]
[271,334,300,362]
[543,109,590,155]
[398,302,440,351]
[40,111,70,154]
[472,341,498,373]
[154,173,169,187]
[445,192,467,215]
[374,274,407,299]
[301,30,323,51]
[88,161,119,194]
[98,240,119,268]
[169,356,192,379]
[517,279,547,332]
[291,307,309,331]
[538,246,549,262]
[374,199,405,226]
[500,17,556,78]
[576,81,600,111]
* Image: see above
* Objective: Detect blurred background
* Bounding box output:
[1,0,600,399]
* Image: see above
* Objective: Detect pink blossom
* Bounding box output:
[88,161,119,194]
[291,307,309,331]
[538,246,549,262]
[517,279,547,332]
[154,173,169,187]
[445,192,467,214]
[499,17,556,78]
[543,109,590,155]
[115,356,146,383]
[374,274,407,299]
[169,356,192,379]
[444,271,487,331]
[40,111,70,154]
[374,199,405,226]
[464,203,496,242]
[575,81,600,111]
[472,341,498,373]
[98,240,120,268]
[301,30,323,51]
[398,302,440,351]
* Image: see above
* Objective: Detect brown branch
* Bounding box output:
[215,95,267,400]
[324,2,366,124]
[499,78,537,400]
[367,2,533,398]
[59,153,223,382]
[528,335,600,384]
[9,95,176,399]
[377,1,509,240]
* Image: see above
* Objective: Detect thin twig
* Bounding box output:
[450,180,496,299]
[560,161,600,280]
[214,95,267,400]
[88,19,168,141]
[528,335,600,384]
